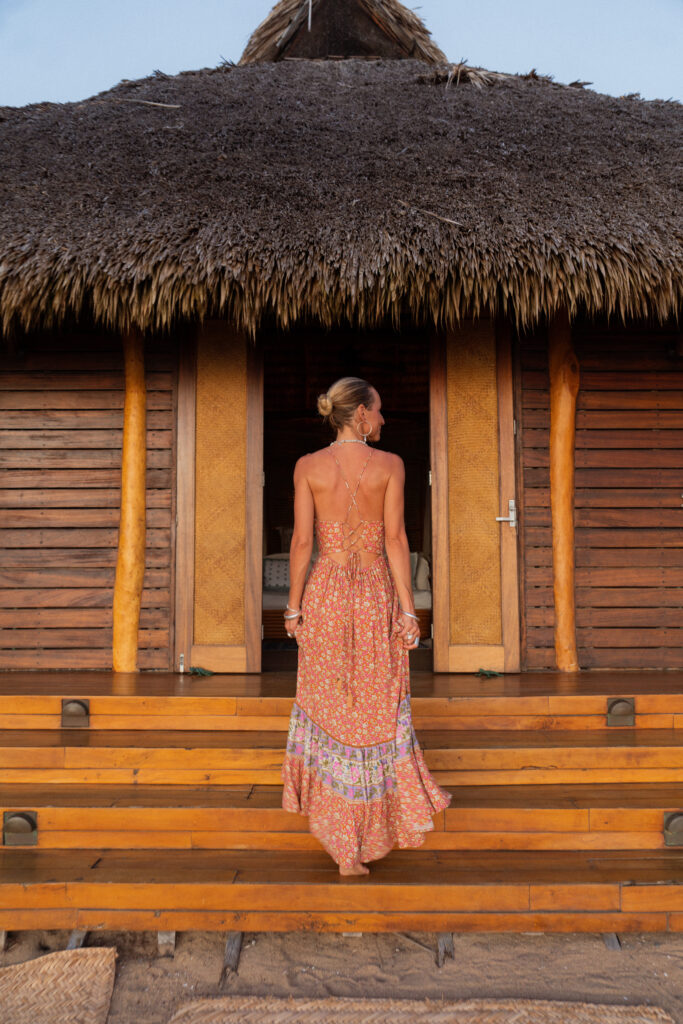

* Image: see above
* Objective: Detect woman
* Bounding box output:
[280,377,451,876]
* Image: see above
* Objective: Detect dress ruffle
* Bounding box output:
[281,697,451,869]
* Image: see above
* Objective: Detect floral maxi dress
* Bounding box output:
[281,445,452,870]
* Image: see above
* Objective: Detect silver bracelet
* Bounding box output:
[398,606,418,621]
[283,610,301,619]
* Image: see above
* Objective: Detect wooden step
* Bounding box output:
[1,783,681,851]
[2,728,683,785]
[1,847,682,933]
[0,670,681,730]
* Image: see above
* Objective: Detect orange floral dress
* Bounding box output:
[281,444,451,870]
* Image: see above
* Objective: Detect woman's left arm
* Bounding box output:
[286,456,315,621]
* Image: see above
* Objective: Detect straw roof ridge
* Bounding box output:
[0,58,681,337]
[239,0,447,65]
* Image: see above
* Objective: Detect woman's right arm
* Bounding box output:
[383,454,419,642]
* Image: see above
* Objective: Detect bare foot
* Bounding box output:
[339,862,370,876]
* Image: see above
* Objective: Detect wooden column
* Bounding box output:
[113,327,146,672]
[548,309,580,672]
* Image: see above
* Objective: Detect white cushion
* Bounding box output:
[415,554,431,591]
[263,553,290,592]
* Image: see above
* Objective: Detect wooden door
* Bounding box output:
[430,320,520,673]
[174,320,263,672]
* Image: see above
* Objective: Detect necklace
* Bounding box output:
[330,439,366,445]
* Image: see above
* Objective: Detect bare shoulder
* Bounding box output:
[293,452,314,478]
[295,448,327,470]
[380,450,404,474]
[293,448,331,484]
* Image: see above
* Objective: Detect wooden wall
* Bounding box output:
[518,317,683,670]
[0,328,177,670]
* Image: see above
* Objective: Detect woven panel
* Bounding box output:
[447,322,502,644]
[169,995,674,1024]
[0,947,116,1024]
[194,323,247,645]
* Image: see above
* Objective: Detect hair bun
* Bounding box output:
[317,393,333,417]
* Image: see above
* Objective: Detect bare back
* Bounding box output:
[301,444,395,569]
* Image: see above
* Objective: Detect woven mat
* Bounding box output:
[0,947,116,1024]
[168,995,675,1024]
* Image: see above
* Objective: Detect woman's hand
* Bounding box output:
[283,610,302,638]
[395,610,420,650]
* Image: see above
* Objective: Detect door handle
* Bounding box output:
[496,499,517,528]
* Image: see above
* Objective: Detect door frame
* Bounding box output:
[173,329,196,671]
[496,319,521,672]
[430,319,520,672]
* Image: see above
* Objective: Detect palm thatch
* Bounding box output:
[0,58,680,337]
[239,0,448,65]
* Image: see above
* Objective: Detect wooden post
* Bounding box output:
[219,931,244,986]
[113,327,146,672]
[548,309,580,672]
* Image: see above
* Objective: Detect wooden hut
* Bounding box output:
[1,0,682,940]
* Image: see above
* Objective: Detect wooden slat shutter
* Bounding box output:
[519,318,683,670]
[0,328,177,669]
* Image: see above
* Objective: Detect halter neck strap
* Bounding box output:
[329,446,374,525]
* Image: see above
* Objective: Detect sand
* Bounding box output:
[2,929,683,1024]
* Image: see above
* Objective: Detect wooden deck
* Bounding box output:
[2,670,683,933]
[2,848,683,933]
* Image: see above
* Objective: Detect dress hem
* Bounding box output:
[281,749,451,870]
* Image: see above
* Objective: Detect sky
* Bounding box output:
[0,0,681,108]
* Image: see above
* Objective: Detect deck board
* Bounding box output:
[3,669,683,699]
[2,847,683,885]
[2,728,683,751]
[2,781,682,809]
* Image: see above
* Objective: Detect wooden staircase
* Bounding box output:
[2,670,683,934]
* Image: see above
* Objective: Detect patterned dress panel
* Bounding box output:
[282,542,451,870]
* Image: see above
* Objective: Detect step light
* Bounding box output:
[663,812,683,847]
[61,698,90,728]
[606,697,635,727]
[3,811,38,846]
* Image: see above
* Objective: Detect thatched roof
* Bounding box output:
[0,58,681,337]
[239,0,448,65]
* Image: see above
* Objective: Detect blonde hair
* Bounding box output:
[317,376,374,434]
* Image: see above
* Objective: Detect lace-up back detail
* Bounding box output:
[315,446,385,560]
[316,519,385,557]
